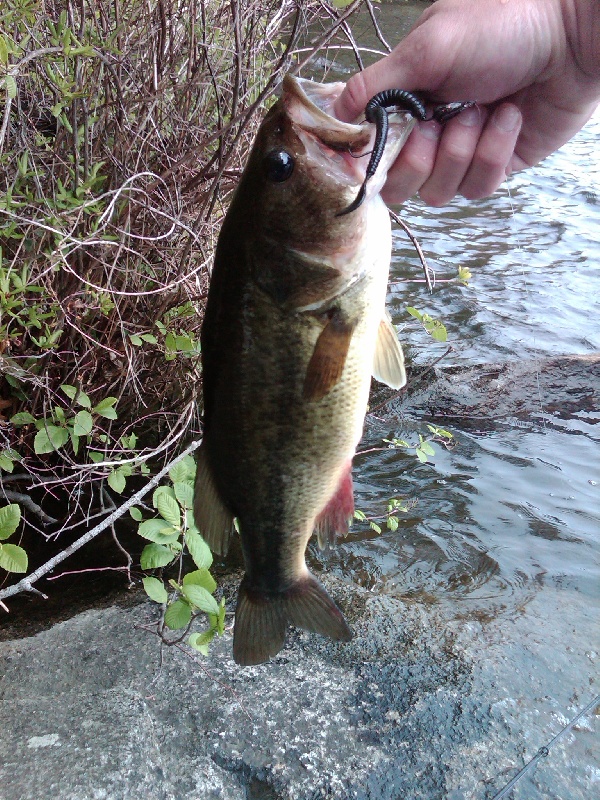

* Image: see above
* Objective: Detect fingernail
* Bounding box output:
[456,106,480,127]
[493,104,521,133]
[418,120,441,140]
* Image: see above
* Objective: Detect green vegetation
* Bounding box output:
[136,455,225,654]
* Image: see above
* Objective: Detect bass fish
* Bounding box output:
[194,74,414,665]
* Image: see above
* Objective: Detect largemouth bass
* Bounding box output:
[194,75,415,666]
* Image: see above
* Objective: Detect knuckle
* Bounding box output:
[343,72,371,118]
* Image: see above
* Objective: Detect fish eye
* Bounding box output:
[263,149,294,182]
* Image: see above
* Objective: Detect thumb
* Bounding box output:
[333,20,458,122]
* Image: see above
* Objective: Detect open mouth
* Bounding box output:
[282,75,417,211]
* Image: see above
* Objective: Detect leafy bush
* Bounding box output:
[0,0,327,574]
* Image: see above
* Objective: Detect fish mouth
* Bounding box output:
[281,74,416,196]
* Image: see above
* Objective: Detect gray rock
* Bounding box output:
[0,571,597,800]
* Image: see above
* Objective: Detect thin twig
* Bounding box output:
[291,0,365,75]
[0,489,58,525]
[365,0,391,53]
[389,208,434,292]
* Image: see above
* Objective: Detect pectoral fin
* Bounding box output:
[193,442,235,556]
[372,313,406,389]
[303,311,356,402]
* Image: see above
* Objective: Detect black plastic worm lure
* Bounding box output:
[337,90,476,216]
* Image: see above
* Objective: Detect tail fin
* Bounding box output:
[233,574,352,666]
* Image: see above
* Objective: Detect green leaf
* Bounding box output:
[0,543,28,573]
[369,521,382,534]
[137,518,179,544]
[142,576,168,604]
[34,425,69,454]
[427,321,447,343]
[130,334,143,346]
[60,384,91,408]
[140,334,157,344]
[4,75,17,100]
[0,35,9,65]
[386,516,399,532]
[0,504,21,540]
[10,411,35,426]
[70,430,80,455]
[406,306,423,321]
[0,454,14,472]
[164,598,192,630]
[415,448,428,463]
[129,507,143,522]
[174,481,194,510]
[107,468,126,494]
[209,597,227,635]
[120,433,137,449]
[419,441,436,457]
[169,455,196,484]
[93,397,118,419]
[188,629,215,655]
[183,568,217,594]
[156,493,180,529]
[165,331,176,352]
[175,335,194,352]
[152,485,176,508]
[181,584,219,615]
[73,409,93,436]
[457,266,471,284]
[140,543,174,570]
[185,530,212,570]
[427,424,453,440]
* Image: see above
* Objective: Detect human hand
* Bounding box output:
[333,0,600,206]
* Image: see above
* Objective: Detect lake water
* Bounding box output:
[309,7,600,622]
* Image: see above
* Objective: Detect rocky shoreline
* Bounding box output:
[1,354,598,800]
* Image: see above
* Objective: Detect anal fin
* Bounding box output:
[193,442,234,556]
[373,312,406,389]
[303,310,356,402]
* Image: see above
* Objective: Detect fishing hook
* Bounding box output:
[337,90,476,217]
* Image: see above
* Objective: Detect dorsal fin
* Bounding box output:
[372,313,406,389]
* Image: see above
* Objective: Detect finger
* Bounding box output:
[459,103,522,199]
[418,105,487,206]
[333,21,451,122]
[380,120,441,205]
